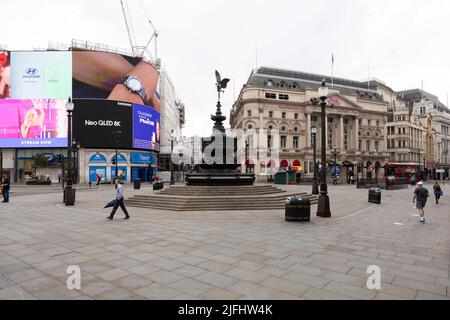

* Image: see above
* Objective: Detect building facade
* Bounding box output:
[230,67,395,183]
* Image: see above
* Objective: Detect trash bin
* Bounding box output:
[368,188,381,204]
[285,196,310,222]
[64,187,76,206]
[153,182,164,191]
[134,178,141,190]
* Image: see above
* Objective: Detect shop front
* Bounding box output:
[130,152,156,183]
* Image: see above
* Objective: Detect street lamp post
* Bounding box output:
[112,131,122,181]
[245,140,249,174]
[64,98,75,206]
[310,80,331,218]
[311,126,319,195]
[170,130,176,185]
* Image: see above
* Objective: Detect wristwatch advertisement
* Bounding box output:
[120,76,147,104]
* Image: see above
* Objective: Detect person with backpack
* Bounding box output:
[413,181,429,224]
[433,181,443,204]
[1,176,10,203]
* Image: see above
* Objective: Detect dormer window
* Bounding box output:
[266,80,273,87]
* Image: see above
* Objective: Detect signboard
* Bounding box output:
[130,152,155,164]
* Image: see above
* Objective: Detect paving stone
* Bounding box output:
[392,277,447,296]
[96,268,129,282]
[400,264,448,278]
[225,267,270,283]
[322,271,366,287]
[415,291,450,300]
[80,281,116,297]
[323,281,376,300]
[144,270,184,285]
[194,271,237,288]
[128,264,160,276]
[261,277,309,297]
[34,285,83,300]
[134,283,181,300]
[17,276,62,294]
[112,274,152,291]
[283,271,330,289]
[199,288,242,300]
[96,287,146,300]
[198,261,234,273]
[309,260,351,274]
[4,269,46,284]
[169,278,213,296]
[226,280,277,300]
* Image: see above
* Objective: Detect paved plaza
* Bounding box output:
[0,182,449,300]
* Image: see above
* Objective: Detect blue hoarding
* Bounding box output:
[130,152,155,164]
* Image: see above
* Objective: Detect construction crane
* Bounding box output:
[120,0,159,63]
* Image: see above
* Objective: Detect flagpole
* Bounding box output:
[331,53,334,88]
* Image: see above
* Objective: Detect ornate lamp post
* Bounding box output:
[64,98,75,206]
[112,131,122,181]
[310,80,331,217]
[311,126,319,195]
[170,129,176,185]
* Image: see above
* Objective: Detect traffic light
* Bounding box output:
[56,154,64,164]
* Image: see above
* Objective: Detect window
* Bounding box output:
[368,120,371,126]
[266,80,273,87]
[403,140,406,148]
[293,136,299,149]
[359,140,362,150]
[265,93,276,99]
[248,124,253,130]
[376,121,380,126]
[280,136,287,148]
[268,135,273,148]
[366,140,371,152]
[344,119,349,125]
[344,129,349,150]
[247,110,252,117]
[311,116,317,122]
[398,128,401,134]
[359,119,362,125]
[282,112,286,119]
[248,134,254,148]
[328,117,333,123]
[281,126,286,132]
[375,141,379,152]
[387,140,390,149]
[279,94,289,100]
[328,129,333,149]
[398,141,401,148]
[294,113,298,120]
[269,111,273,118]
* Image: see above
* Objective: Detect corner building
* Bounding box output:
[230,67,391,183]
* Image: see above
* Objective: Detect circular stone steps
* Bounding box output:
[125,185,318,211]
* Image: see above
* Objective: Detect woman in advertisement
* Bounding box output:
[72,51,160,111]
[20,100,45,138]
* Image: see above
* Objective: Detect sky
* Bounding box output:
[1,0,449,137]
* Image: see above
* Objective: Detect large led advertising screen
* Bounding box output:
[132,103,160,151]
[10,51,72,99]
[72,99,133,149]
[72,51,160,111]
[0,99,68,148]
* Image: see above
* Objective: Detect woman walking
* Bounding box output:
[433,181,443,204]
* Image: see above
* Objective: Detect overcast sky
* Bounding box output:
[1,0,449,137]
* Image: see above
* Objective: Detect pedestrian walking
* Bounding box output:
[1,176,10,203]
[413,181,429,224]
[433,181,443,204]
[95,173,101,191]
[107,179,130,220]
[58,173,61,184]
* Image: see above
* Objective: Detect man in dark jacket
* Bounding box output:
[1,176,10,203]
[413,181,429,224]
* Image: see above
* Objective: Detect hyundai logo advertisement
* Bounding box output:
[10,51,72,99]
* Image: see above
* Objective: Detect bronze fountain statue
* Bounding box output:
[185,71,255,186]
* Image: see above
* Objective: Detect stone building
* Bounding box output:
[230,67,391,183]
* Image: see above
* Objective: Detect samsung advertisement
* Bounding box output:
[0,50,161,151]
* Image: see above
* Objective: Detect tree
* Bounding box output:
[33,153,49,168]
